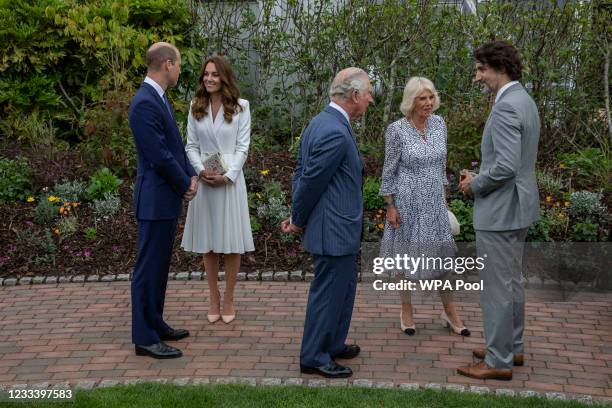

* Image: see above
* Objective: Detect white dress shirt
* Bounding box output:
[329,101,350,125]
[495,80,519,104]
[144,76,165,99]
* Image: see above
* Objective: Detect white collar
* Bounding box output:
[495,81,519,104]
[329,101,350,125]
[144,76,165,99]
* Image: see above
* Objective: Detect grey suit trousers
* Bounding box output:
[476,228,528,370]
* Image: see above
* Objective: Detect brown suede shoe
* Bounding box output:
[472,348,524,366]
[457,361,512,381]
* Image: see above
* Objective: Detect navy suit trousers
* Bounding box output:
[131,219,177,345]
[300,253,358,367]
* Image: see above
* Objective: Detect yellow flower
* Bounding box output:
[256,192,262,199]
[260,170,269,176]
[558,162,565,169]
[26,197,35,203]
[48,196,59,203]
[53,228,60,235]
[377,223,384,230]
[545,196,552,203]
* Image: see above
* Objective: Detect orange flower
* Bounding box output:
[545,196,552,203]
[53,228,60,235]
[59,207,65,214]
[555,202,560,207]
[564,201,569,207]
[377,223,384,230]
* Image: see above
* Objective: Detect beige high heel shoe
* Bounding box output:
[207,290,221,323]
[221,298,235,324]
[400,310,416,336]
[441,312,470,336]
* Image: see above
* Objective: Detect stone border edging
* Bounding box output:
[1,377,605,405]
[0,272,598,291]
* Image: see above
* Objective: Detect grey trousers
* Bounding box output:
[476,228,528,370]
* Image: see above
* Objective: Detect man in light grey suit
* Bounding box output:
[457,41,540,380]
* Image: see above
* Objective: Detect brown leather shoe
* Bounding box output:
[457,361,512,381]
[472,348,524,366]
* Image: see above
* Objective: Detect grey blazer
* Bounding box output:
[471,83,540,231]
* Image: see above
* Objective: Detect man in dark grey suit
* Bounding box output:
[281,68,373,378]
[458,41,540,380]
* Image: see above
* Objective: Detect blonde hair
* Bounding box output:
[399,76,440,117]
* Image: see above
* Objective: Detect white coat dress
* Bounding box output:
[181,99,255,254]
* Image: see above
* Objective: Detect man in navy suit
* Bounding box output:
[282,68,373,378]
[128,42,198,359]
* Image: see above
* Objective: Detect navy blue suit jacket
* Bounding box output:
[128,82,196,220]
[291,106,363,256]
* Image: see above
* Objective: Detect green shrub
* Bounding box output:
[84,227,97,240]
[568,190,605,220]
[0,157,32,203]
[257,194,289,226]
[536,170,563,197]
[250,215,261,235]
[92,192,121,220]
[86,168,122,200]
[571,222,599,242]
[527,215,554,242]
[449,199,475,242]
[15,229,56,266]
[33,197,58,225]
[363,176,385,210]
[56,216,78,238]
[263,180,284,201]
[53,180,87,203]
[558,148,611,189]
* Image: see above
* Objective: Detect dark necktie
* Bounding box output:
[162,93,173,117]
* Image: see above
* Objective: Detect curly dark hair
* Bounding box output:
[191,55,242,123]
[473,41,523,81]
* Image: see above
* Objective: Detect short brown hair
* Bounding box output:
[473,41,523,81]
[146,43,178,71]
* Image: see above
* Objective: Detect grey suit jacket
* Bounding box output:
[471,83,540,231]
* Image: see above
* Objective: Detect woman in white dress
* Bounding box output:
[181,55,255,324]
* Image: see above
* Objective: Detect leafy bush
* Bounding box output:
[92,192,121,220]
[558,148,611,189]
[53,180,87,203]
[56,216,78,238]
[257,194,290,226]
[571,222,599,242]
[263,180,284,201]
[568,190,605,220]
[0,157,32,203]
[15,229,56,266]
[449,199,475,242]
[250,215,261,235]
[536,170,563,197]
[86,168,122,200]
[363,176,385,210]
[33,197,58,225]
[84,227,97,240]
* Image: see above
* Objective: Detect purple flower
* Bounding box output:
[0,255,9,266]
[471,160,479,169]
[7,244,17,252]
[83,249,92,258]
[25,221,34,227]
[112,245,120,253]
[287,248,297,257]
[62,245,70,250]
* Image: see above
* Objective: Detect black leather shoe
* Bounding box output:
[300,361,352,378]
[135,342,182,359]
[160,328,190,341]
[334,344,361,359]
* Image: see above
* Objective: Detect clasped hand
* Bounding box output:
[280,218,303,234]
[199,170,227,188]
[183,176,198,201]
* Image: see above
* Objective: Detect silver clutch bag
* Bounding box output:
[448,209,460,236]
[202,152,228,175]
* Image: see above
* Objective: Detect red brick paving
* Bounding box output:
[0,281,611,401]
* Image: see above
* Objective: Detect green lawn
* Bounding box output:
[1,383,599,408]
